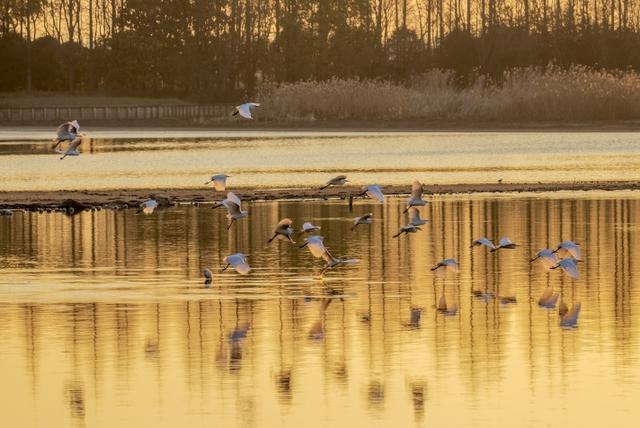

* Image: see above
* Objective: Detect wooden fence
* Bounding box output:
[0,104,233,122]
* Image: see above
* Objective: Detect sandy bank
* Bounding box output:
[1,182,638,211]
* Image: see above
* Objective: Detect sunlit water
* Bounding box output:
[1,132,640,190]
[0,193,639,427]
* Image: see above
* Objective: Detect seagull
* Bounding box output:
[299,235,328,258]
[351,213,373,230]
[213,192,248,229]
[431,258,459,273]
[559,303,581,328]
[301,222,321,234]
[268,218,296,243]
[320,175,348,190]
[404,181,427,212]
[358,185,384,203]
[222,253,250,275]
[489,237,518,252]
[57,134,84,160]
[407,207,427,226]
[203,268,213,284]
[550,257,579,279]
[321,250,359,274]
[393,224,421,238]
[436,295,458,315]
[553,240,581,260]
[204,174,230,191]
[137,198,158,215]
[232,102,260,119]
[52,120,79,149]
[470,237,496,250]
[538,286,560,308]
[529,249,558,269]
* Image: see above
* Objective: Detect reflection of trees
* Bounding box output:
[0,196,638,424]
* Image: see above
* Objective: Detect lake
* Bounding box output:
[0,193,638,427]
[1,131,640,191]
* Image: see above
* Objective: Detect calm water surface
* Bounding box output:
[0,193,639,427]
[1,131,640,190]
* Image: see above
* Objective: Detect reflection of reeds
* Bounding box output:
[257,66,640,122]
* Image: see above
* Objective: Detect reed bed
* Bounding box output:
[257,66,640,122]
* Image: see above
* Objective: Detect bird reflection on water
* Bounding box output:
[0,194,638,427]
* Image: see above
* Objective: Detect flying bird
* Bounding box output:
[137,198,158,215]
[490,237,518,252]
[393,224,421,238]
[404,181,427,212]
[52,120,79,149]
[203,268,213,284]
[213,192,248,229]
[299,235,328,258]
[470,237,496,250]
[550,257,579,279]
[351,213,373,230]
[431,258,460,273]
[358,185,384,203]
[407,207,427,226]
[233,102,260,119]
[268,218,296,243]
[57,134,84,160]
[553,240,581,260]
[301,222,321,234]
[222,253,251,275]
[529,249,558,269]
[320,175,348,190]
[204,174,230,191]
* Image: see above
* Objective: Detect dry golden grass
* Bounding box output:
[257,66,640,122]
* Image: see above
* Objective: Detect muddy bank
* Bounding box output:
[1,182,639,212]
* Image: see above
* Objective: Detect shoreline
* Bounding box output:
[2,121,640,140]
[1,182,638,211]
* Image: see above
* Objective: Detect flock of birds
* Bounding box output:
[46,113,583,329]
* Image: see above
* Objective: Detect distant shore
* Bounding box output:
[1,182,639,211]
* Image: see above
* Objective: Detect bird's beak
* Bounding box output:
[204,181,211,184]
[221,264,230,272]
[529,256,539,263]
[299,242,308,248]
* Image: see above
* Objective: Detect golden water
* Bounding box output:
[0,193,639,427]
[1,132,640,190]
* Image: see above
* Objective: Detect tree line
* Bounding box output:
[2,0,640,101]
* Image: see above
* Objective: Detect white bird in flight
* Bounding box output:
[57,134,84,160]
[551,257,579,279]
[301,222,321,233]
[470,237,496,250]
[393,224,422,238]
[53,120,79,149]
[268,218,296,243]
[553,240,581,260]
[351,213,373,230]
[233,102,260,119]
[299,235,328,258]
[320,175,348,190]
[213,192,248,229]
[358,185,384,203]
[490,237,518,252]
[204,174,230,191]
[529,249,558,269]
[222,253,251,275]
[431,258,460,273]
[137,198,158,215]
[404,181,427,212]
[407,207,427,226]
